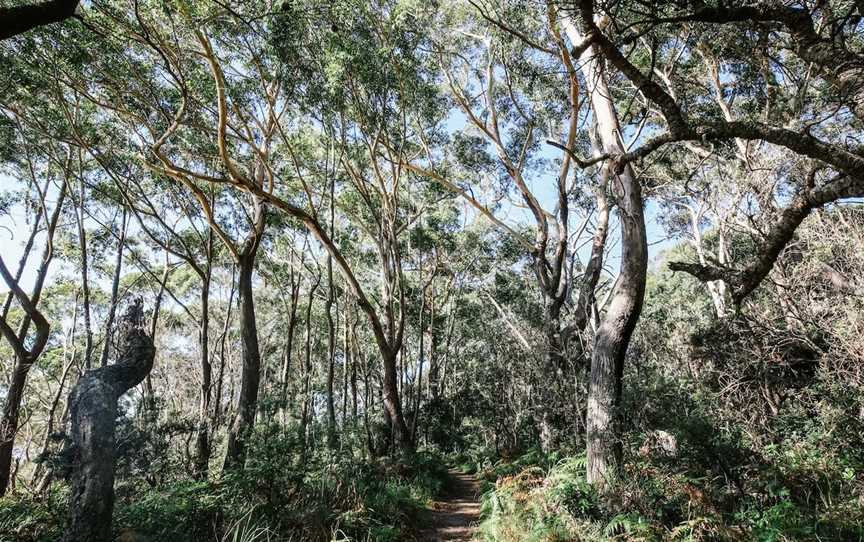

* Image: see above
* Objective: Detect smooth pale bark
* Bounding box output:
[73,178,94,370]
[686,204,728,317]
[565,17,649,487]
[144,252,170,403]
[373,225,412,451]
[213,266,237,425]
[62,301,155,542]
[669,176,864,304]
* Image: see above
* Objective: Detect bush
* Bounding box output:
[1,425,450,542]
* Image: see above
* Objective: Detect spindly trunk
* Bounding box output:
[194,269,211,478]
[74,178,94,370]
[63,301,155,542]
[99,208,128,367]
[299,279,319,446]
[279,269,299,414]
[325,257,338,448]
[0,180,65,495]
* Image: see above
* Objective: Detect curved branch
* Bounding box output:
[0,0,80,41]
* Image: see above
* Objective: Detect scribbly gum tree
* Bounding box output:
[412,0,618,451]
[1,1,864,541]
[556,0,864,485]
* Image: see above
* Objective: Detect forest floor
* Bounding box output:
[419,468,481,541]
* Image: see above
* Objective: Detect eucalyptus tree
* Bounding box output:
[23,0,449,453]
[558,11,647,487]
[104,173,220,477]
[396,0,618,450]
[547,0,864,485]
[269,0,453,449]
[7,1,277,469]
[0,119,73,494]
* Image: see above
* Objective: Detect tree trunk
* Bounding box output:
[350,314,359,420]
[34,293,79,490]
[382,348,411,451]
[99,207,128,367]
[223,240,263,470]
[0,180,66,495]
[62,301,155,542]
[538,296,565,452]
[214,265,236,425]
[74,177,94,370]
[144,251,170,405]
[194,263,212,478]
[279,267,300,416]
[565,20,649,486]
[341,308,350,426]
[325,257,338,448]
[299,278,319,447]
[362,360,374,457]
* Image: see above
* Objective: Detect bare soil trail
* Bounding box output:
[419,468,482,541]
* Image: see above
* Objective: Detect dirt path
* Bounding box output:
[419,468,482,541]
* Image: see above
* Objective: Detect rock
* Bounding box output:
[638,430,678,458]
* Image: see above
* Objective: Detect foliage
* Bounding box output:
[0,428,448,542]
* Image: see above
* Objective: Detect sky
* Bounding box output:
[0,170,676,305]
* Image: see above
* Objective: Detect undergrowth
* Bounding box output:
[0,425,448,542]
[473,445,864,542]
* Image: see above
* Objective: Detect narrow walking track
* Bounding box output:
[420,468,481,541]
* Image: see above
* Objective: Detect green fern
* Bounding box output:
[604,513,653,539]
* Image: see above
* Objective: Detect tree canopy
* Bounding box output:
[0,1,863,541]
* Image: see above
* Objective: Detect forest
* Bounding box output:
[0,0,863,541]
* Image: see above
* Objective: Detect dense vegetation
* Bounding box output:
[0,1,863,540]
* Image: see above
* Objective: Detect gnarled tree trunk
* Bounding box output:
[63,300,155,542]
